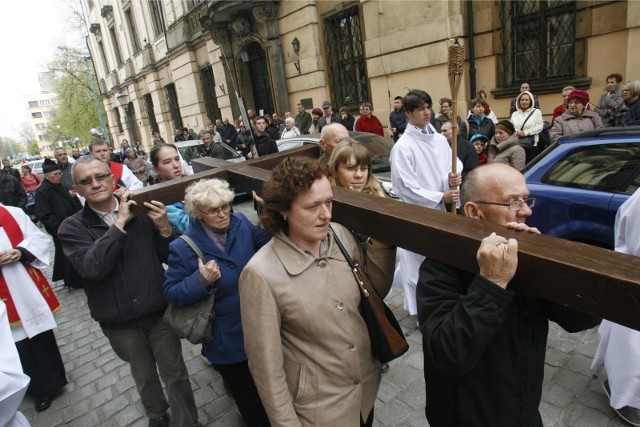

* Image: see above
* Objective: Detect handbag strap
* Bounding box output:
[520,108,537,131]
[179,235,206,262]
[329,225,371,297]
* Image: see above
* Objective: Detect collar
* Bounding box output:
[91,198,121,226]
[270,229,343,276]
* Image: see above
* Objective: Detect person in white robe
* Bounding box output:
[0,204,66,412]
[591,188,640,426]
[0,300,31,427]
[390,90,462,315]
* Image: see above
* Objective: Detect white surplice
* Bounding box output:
[591,189,640,409]
[390,124,462,314]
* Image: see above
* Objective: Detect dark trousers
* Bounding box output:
[361,409,374,427]
[103,319,198,425]
[214,361,270,427]
[15,329,67,400]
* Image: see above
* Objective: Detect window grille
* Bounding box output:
[144,94,158,134]
[125,9,141,54]
[149,0,165,38]
[164,84,183,130]
[323,6,368,112]
[200,66,221,122]
[499,0,575,86]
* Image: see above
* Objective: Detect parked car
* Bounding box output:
[14,159,44,176]
[174,139,245,175]
[523,127,640,249]
[277,131,396,197]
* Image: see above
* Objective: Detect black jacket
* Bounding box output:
[389,108,408,141]
[318,112,340,132]
[417,259,599,427]
[254,134,278,157]
[219,123,238,144]
[58,204,175,329]
[295,111,312,134]
[0,173,27,210]
[34,179,81,235]
[467,115,495,141]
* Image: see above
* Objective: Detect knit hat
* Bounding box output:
[311,108,323,116]
[495,120,515,136]
[43,158,60,174]
[567,89,589,105]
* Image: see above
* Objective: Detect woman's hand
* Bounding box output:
[199,258,221,287]
[0,249,21,265]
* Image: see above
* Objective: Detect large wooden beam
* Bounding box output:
[130,150,640,330]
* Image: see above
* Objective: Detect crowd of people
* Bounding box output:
[2,77,640,427]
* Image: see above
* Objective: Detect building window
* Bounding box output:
[32,112,43,119]
[38,135,45,142]
[499,0,576,87]
[109,26,123,66]
[164,84,183,130]
[125,9,141,53]
[200,66,221,122]
[114,107,124,133]
[144,94,159,134]
[149,0,166,38]
[323,6,368,112]
[35,123,47,130]
[28,101,39,108]
[98,41,110,74]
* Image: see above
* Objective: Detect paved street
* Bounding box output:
[20,199,627,426]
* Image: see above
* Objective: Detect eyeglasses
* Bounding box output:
[476,198,535,211]
[77,173,111,186]
[199,204,231,217]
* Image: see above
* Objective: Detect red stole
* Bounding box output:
[0,207,60,326]
[110,161,124,192]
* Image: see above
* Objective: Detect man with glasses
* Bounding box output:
[89,138,143,196]
[434,97,467,137]
[34,159,83,290]
[58,156,199,427]
[416,163,599,427]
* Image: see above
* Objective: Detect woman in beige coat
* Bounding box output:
[239,157,396,426]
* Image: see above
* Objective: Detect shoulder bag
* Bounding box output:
[331,226,409,363]
[163,235,216,344]
[518,108,537,149]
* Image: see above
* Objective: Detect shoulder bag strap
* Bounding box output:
[179,235,206,262]
[520,108,537,131]
[329,225,371,297]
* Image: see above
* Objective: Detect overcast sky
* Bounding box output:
[0,0,84,140]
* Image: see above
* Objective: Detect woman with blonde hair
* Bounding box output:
[328,138,385,197]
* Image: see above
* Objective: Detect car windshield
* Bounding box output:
[351,134,393,173]
[541,143,640,193]
[177,141,242,164]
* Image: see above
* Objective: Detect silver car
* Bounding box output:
[174,139,245,175]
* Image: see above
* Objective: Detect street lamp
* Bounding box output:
[116,91,129,112]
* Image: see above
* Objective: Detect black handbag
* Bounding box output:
[518,108,537,149]
[330,226,409,363]
[164,235,216,344]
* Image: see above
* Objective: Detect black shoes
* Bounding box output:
[35,397,52,412]
[148,416,169,427]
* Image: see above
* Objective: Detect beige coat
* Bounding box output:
[550,110,604,144]
[239,223,396,426]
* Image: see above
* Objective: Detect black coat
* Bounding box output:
[295,111,312,134]
[0,173,27,209]
[417,259,599,427]
[58,204,175,329]
[254,134,278,157]
[468,115,495,141]
[34,179,81,235]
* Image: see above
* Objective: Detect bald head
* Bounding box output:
[319,123,349,156]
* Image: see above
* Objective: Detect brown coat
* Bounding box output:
[550,110,604,144]
[487,133,526,172]
[239,223,396,426]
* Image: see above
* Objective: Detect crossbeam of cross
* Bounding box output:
[131,145,640,331]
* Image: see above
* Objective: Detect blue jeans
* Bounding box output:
[103,319,198,425]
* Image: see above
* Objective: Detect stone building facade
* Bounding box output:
[82,0,640,151]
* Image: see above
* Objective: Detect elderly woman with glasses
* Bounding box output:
[163,178,271,426]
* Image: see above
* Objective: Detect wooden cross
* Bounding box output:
[131,146,640,331]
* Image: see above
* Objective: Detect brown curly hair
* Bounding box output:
[260,157,329,235]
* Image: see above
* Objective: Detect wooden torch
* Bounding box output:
[447,38,464,214]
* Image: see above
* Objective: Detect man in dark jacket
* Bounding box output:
[2,159,21,180]
[0,170,27,210]
[318,100,340,132]
[295,103,312,134]
[218,118,238,145]
[34,159,83,289]
[417,163,599,427]
[389,96,407,142]
[253,117,278,157]
[58,156,198,427]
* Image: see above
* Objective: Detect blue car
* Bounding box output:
[523,127,640,249]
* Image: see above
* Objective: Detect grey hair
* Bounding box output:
[626,80,640,97]
[562,86,575,93]
[70,155,110,184]
[284,117,295,125]
[183,178,235,218]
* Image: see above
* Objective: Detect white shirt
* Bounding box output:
[120,163,144,190]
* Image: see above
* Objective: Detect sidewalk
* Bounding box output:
[20,212,626,426]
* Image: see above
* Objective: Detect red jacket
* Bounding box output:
[355,115,384,136]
